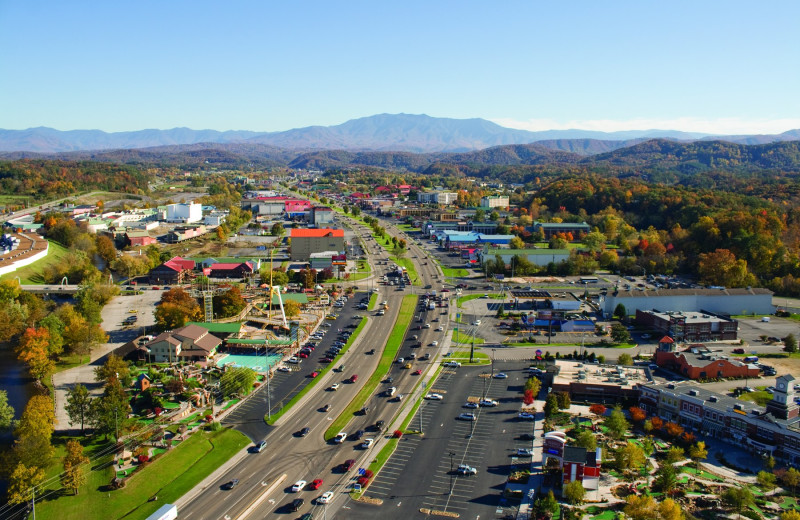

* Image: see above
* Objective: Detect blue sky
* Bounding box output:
[1,1,798,134]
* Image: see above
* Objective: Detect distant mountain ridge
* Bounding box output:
[3,113,798,155]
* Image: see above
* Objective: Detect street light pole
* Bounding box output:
[449,452,455,495]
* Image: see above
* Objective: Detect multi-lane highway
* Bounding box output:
[178,211,445,519]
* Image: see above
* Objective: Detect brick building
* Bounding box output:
[638,375,800,466]
[653,339,760,380]
[635,309,738,342]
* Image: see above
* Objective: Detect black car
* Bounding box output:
[518,433,535,441]
[290,498,305,511]
[375,420,385,429]
[354,429,365,440]
[299,427,311,437]
[222,479,239,490]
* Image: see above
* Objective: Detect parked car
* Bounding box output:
[479,398,499,407]
[494,372,508,379]
[516,448,534,456]
[458,413,477,421]
[463,402,479,409]
[457,464,477,475]
[425,393,443,400]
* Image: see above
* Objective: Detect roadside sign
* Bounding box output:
[353,484,361,492]
[357,468,366,476]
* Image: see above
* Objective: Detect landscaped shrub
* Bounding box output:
[393,430,403,438]
[137,455,149,464]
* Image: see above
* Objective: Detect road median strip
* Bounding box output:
[325,295,417,440]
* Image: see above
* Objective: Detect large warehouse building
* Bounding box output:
[602,287,773,317]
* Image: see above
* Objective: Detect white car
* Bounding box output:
[479,399,499,407]
[287,356,301,364]
[436,326,444,331]
[361,438,374,449]
[457,464,478,475]
[463,402,479,409]
[318,491,334,504]
[430,341,439,346]
[458,413,477,421]
[329,383,340,391]
[334,432,347,443]
[472,320,481,326]
[493,372,508,379]
[291,480,307,492]
[423,323,431,328]
[425,393,443,400]
[516,448,534,456]
[277,366,290,372]
[443,361,461,367]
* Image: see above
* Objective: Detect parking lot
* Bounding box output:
[221,295,364,441]
[347,360,538,519]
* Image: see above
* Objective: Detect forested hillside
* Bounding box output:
[0,160,151,198]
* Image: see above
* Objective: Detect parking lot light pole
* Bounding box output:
[449,452,455,495]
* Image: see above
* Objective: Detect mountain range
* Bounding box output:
[3,113,799,155]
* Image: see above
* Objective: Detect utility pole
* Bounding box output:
[449,452,455,495]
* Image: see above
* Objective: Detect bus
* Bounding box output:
[579,276,599,284]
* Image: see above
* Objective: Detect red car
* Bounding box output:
[350,374,358,383]
[320,357,333,363]
[413,369,422,375]
[340,459,356,471]
[298,352,309,358]
[310,371,319,378]
[310,478,323,490]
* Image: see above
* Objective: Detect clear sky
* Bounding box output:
[1,1,799,134]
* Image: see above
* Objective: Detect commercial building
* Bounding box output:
[602,287,774,317]
[125,230,158,247]
[653,339,760,380]
[635,309,738,342]
[480,195,509,209]
[145,324,222,363]
[531,221,591,239]
[311,206,334,226]
[147,256,196,284]
[550,360,650,403]
[417,191,458,205]
[479,246,571,267]
[541,431,601,493]
[638,375,800,466]
[165,225,208,243]
[206,262,255,280]
[290,228,345,261]
[166,202,203,224]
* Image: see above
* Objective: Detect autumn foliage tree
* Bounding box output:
[589,404,607,416]
[61,439,89,495]
[523,389,535,405]
[664,422,684,438]
[15,327,55,382]
[629,406,647,423]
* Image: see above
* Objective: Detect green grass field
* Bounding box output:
[452,330,485,345]
[325,295,417,440]
[0,240,68,284]
[35,428,248,520]
[441,267,469,277]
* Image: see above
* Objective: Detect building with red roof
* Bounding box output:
[207,262,255,279]
[147,256,196,284]
[290,228,345,261]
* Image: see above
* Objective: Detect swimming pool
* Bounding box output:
[216,352,283,372]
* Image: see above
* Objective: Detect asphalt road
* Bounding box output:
[180,210,445,520]
[344,360,537,519]
[221,296,364,442]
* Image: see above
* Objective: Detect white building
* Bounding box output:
[204,211,228,227]
[166,203,202,224]
[480,195,509,209]
[417,191,458,205]
[602,287,774,317]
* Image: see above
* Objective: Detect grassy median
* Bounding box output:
[325,295,418,440]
